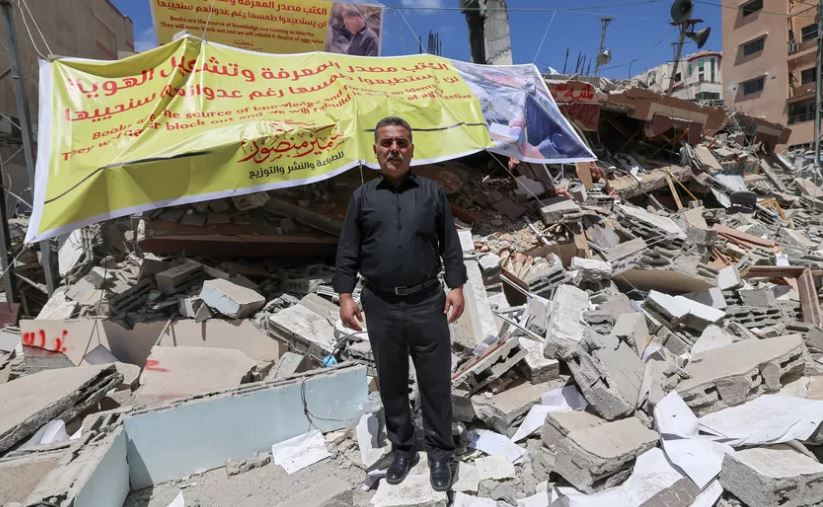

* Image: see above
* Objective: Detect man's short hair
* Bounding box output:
[343,5,363,18]
[374,117,412,143]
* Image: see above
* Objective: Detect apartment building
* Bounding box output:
[634,50,723,105]
[722,0,817,150]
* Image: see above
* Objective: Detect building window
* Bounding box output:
[742,76,765,95]
[801,67,817,84]
[802,23,818,42]
[710,59,716,82]
[789,99,815,124]
[688,63,693,76]
[741,0,762,16]
[674,72,682,83]
[696,91,720,101]
[742,37,765,56]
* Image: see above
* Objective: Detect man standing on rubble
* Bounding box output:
[334,117,467,491]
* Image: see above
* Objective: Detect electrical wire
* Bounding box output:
[532,11,558,64]
[200,0,218,41]
[18,0,51,54]
[388,0,666,13]
[14,0,47,58]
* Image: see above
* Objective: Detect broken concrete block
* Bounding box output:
[518,337,560,384]
[65,278,96,302]
[200,279,265,319]
[0,365,122,453]
[683,287,727,310]
[231,191,270,211]
[225,451,271,476]
[717,265,743,290]
[739,288,777,308]
[453,337,526,394]
[720,447,823,507]
[541,411,658,493]
[514,175,545,200]
[36,291,77,320]
[268,303,336,359]
[155,260,204,294]
[137,346,258,407]
[542,285,590,359]
[109,278,153,314]
[691,325,735,355]
[571,257,613,283]
[611,312,651,356]
[560,328,644,420]
[453,455,516,493]
[677,334,805,416]
[645,290,725,331]
[478,254,501,280]
[265,351,307,381]
[526,295,551,336]
[178,295,212,322]
[539,197,581,224]
[451,261,500,350]
[472,379,564,436]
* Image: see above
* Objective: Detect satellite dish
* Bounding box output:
[688,26,711,49]
[596,48,612,66]
[670,0,694,23]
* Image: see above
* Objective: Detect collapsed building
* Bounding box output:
[5,72,823,507]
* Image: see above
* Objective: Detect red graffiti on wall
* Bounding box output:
[144,359,169,372]
[21,329,68,353]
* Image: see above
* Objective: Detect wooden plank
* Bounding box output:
[665,176,683,210]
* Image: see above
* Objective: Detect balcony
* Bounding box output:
[789,38,817,58]
[790,81,816,99]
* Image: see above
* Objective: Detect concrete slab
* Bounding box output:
[721,446,823,507]
[0,452,61,504]
[645,290,725,331]
[518,337,560,384]
[0,364,122,453]
[542,412,659,493]
[677,335,805,416]
[472,379,565,436]
[268,303,337,359]
[138,346,258,407]
[543,285,590,359]
[451,261,500,350]
[200,279,265,319]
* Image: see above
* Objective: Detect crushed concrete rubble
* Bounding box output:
[5,75,823,506]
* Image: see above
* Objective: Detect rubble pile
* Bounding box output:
[4,79,823,507]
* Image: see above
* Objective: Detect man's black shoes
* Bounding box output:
[428,457,453,492]
[385,452,419,485]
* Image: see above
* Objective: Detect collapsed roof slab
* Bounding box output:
[124,362,367,489]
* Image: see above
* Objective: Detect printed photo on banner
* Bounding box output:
[325,3,383,56]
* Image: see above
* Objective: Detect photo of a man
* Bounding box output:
[326,3,383,56]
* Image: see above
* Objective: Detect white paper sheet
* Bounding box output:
[699,395,823,446]
[510,385,588,442]
[517,490,549,507]
[654,392,733,489]
[466,429,526,464]
[20,419,81,450]
[271,429,330,474]
[555,448,686,507]
[167,491,185,507]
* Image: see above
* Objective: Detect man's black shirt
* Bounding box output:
[333,174,467,293]
[347,26,379,56]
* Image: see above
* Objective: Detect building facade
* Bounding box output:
[722,0,816,150]
[635,50,723,105]
[0,0,133,209]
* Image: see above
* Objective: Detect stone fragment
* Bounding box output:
[539,198,580,224]
[691,325,735,355]
[739,288,777,308]
[717,266,743,290]
[451,261,500,350]
[265,351,307,381]
[560,328,644,420]
[720,447,823,507]
[453,455,516,493]
[645,290,725,331]
[200,278,265,319]
[225,451,271,476]
[155,260,204,294]
[526,295,551,336]
[611,312,651,356]
[518,337,560,384]
[542,285,590,359]
[677,334,805,416]
[571,257,613,283]
[683,287,727,309]
[541,411,658,493]
[35,291,77,320]
[453,337,526,394]
[471,379,564,436]
[178,295,212,322]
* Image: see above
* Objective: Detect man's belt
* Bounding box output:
[365,278,440,296]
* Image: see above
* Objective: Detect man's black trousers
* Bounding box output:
[361,284,454,459]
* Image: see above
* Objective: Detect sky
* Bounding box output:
[111,0,722,80]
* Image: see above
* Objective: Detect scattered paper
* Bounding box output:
[271,430,330,474]
[20,419,81,450]
[517,489,549,507]
[511,385,588,442]
[654,392,732,488]
[776,253,790,267]
[466,429,526,464]
[454,492,498,507]
[555,448,688,507]
[700,395,823,447]
[361,468,386,490]
[167,491,185,507]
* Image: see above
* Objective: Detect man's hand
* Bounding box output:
[444,287,465,324]
[339,294,363,331]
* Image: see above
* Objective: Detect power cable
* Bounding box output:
[14,0,47,58]
[532,11,558,64]
[388,0,666,13]
[18,0,51,54]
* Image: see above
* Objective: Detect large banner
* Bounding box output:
[26,37,594,243]
[151,0,384,55]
